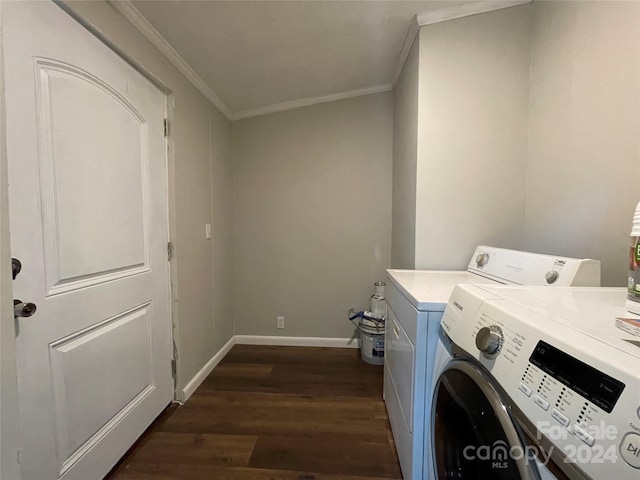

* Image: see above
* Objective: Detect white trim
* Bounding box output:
[108,0,233,120]
[235,335,359,348]
[108,0,531,119]
[390,15,419,88]
[391,0,531,87]
[416,0,530,27]
[181,335,236,402]
[231,84,392,120]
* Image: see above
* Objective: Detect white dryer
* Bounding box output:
[430,284,640,480]
[384,246,601,480]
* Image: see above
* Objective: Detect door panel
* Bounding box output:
[3,2,172,479]
[36,59,150,294]
[49,303,154,470]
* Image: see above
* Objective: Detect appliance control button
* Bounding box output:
[545,270,559,284]
[475,325,503,358]
[574,425,595,447]
[519,383,532,397]
[620,432,640,469]
[534,395,549,411]
[551,409,569,427]
[476,253,489,267]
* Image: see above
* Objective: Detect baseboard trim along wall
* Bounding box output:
[182,335,236,401]
[235,335,358,348]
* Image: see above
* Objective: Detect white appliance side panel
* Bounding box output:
[384,364,413,480]
[386,305,415,434]
[410,315,432,480]
[423,310,444,404]
[386,279,418,342]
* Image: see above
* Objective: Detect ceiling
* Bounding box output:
[123,0,528,119]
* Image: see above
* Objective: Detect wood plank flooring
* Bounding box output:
[107,345,402,480]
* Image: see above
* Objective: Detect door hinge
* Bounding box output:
[163,118,169,137]
[167,241,173,261]
[171,358,177,379]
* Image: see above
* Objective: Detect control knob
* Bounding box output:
[545,270,559,284]
[476,253,489,268]
[475,325,503,358]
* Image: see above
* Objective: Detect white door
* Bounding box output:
[4,2,173,479]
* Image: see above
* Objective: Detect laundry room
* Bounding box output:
[1,1,638,480]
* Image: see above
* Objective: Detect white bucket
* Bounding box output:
[359,320,384,365]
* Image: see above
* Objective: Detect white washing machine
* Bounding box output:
[430,284,640,479]
[384,246,601,480]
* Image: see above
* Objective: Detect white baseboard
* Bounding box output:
[182,335,236,401]
[235,335,358,348]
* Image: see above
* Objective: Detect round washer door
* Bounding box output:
[432,360,542,480]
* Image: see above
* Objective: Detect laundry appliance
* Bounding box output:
[384,246,601,480]
[431,284,640,479]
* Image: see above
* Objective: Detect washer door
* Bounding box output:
[432,360,542,480]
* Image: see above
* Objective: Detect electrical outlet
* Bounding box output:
[277,316,285,329]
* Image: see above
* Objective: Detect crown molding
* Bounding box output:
[231,84,393,121]
[109,0,233,120]
[110,0,530,121]
[391,0,531,88]
[390,15,419,88]
[109,0,391,121]
[416,0,530,27]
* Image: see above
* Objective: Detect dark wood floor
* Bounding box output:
[107,345,402,480]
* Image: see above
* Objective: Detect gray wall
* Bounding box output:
[524,0,640,287]
[391,5,531,271]
[391,38,419,269]
[211,110,236,351]
[393,1,639,280]
[415,6,531,270]
[233,93,393,338]
[61,1,235,393]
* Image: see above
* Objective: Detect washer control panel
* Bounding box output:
[517,347,640,472]
[442,286,640,479]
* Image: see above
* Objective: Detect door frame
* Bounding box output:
[0,1,22,478]
[0,2,184,478]
[163,91,184,402]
